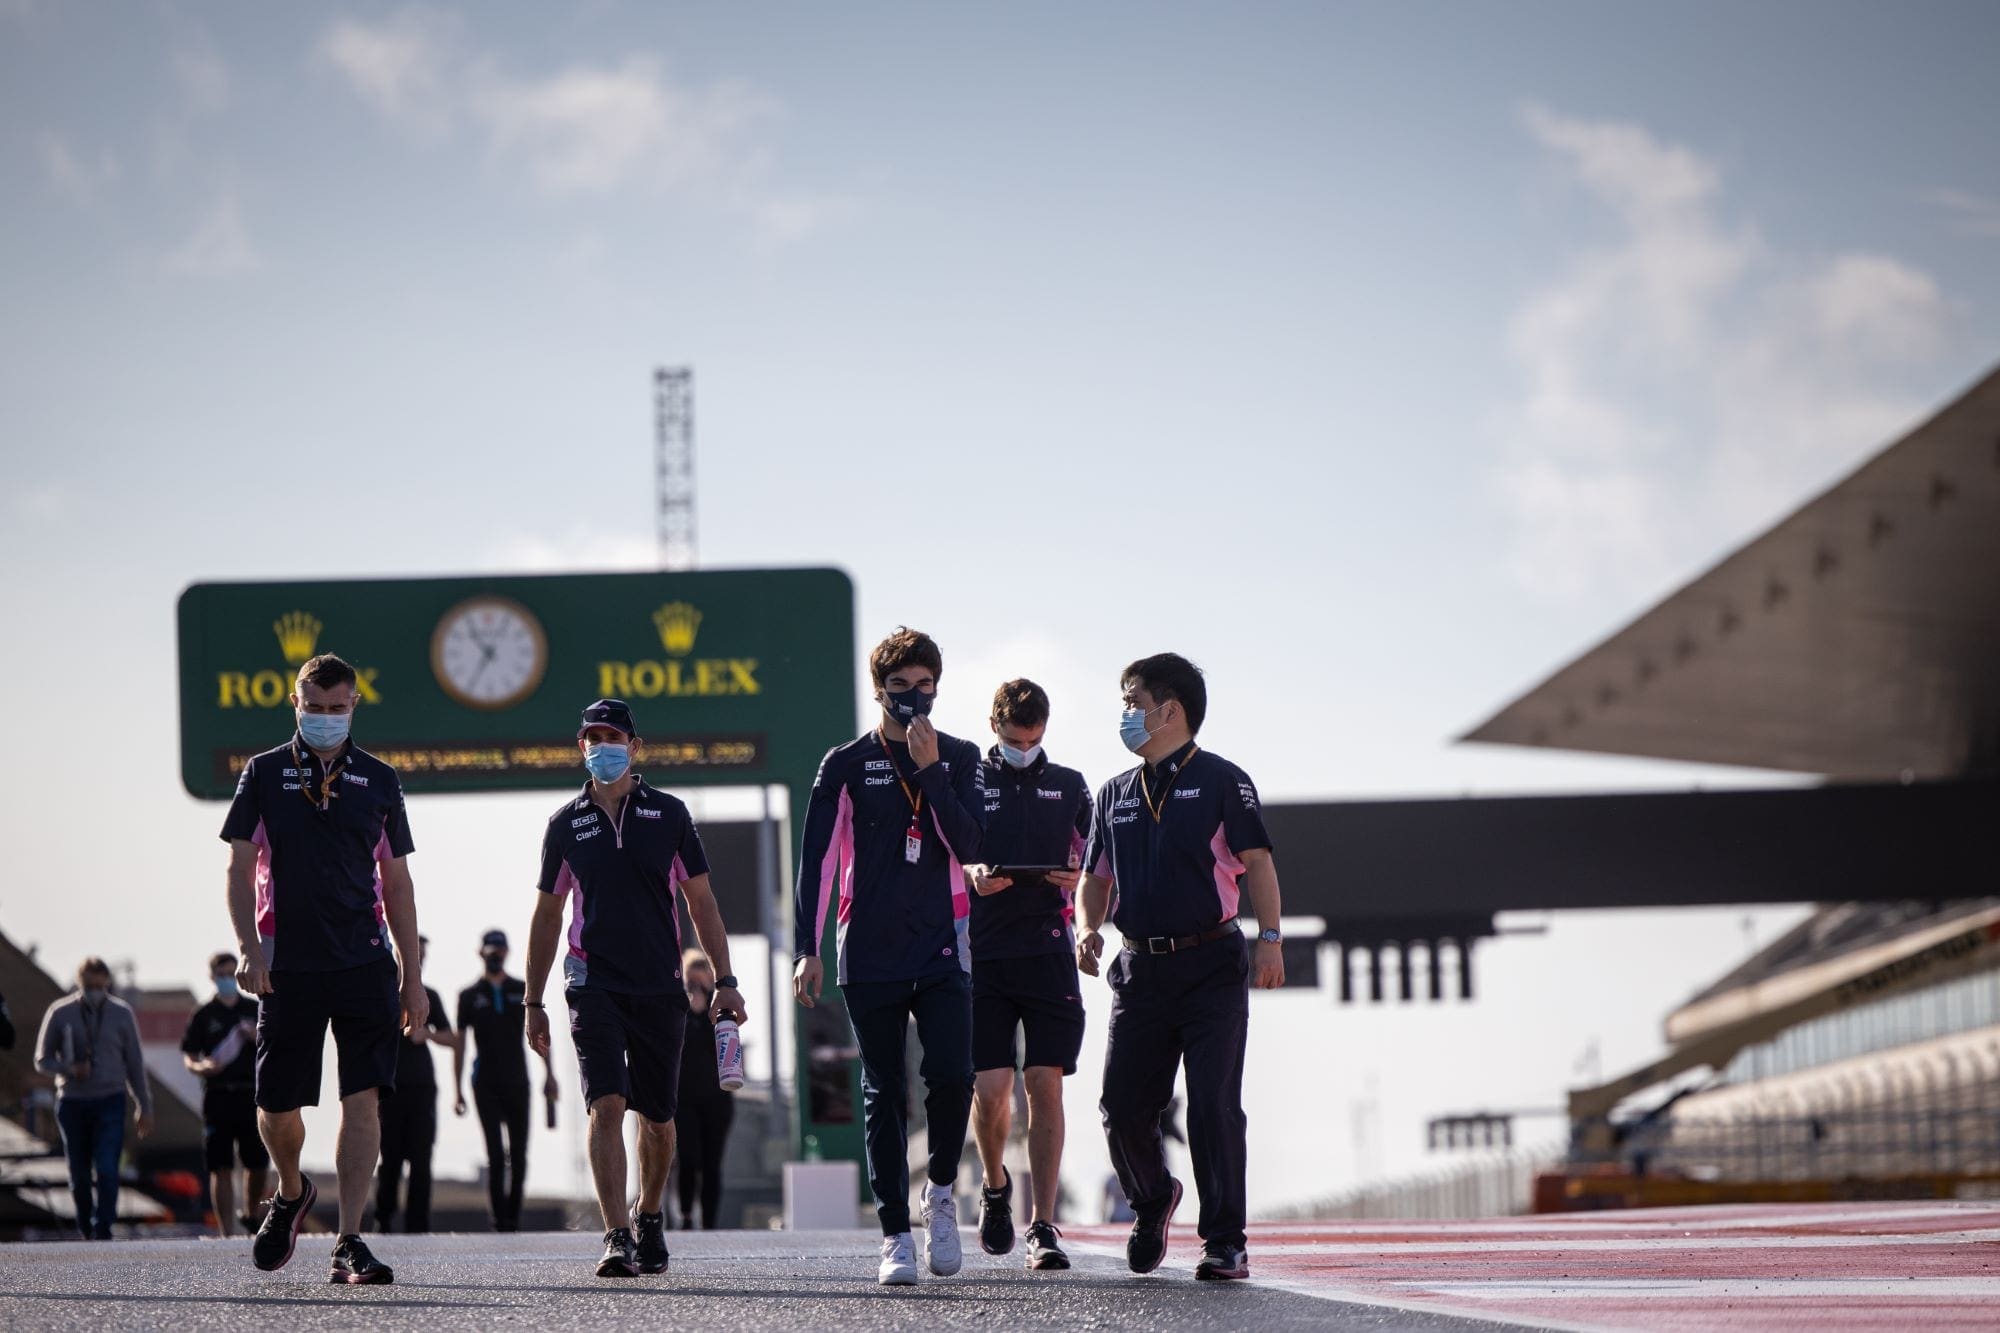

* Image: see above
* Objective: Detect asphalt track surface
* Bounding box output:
[4,1203,1997,1330]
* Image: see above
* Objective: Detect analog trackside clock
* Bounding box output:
[430,596,549,710]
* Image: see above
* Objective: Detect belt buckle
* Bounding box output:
[1147,936,1174,955]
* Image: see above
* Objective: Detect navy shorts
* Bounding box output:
[201,1087,270,1171]
[255,958,401,1112]
[972,952,1087,1074]
[566,987,688,1123]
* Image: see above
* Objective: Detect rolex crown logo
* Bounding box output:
[274,611,323,666]
[652,602,702,658]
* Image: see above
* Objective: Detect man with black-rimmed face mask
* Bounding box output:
[793,626,987,1286]
[455,928,556,1232]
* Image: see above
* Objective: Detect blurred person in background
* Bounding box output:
[673,949,737,1229]
[181,950,268,1236]
[375,936,453,1233]
[35,958,153,1239]
[455,928,556,1232]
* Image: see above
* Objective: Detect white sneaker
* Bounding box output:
[878,1232,918,1286]
[920,1182,962,1276]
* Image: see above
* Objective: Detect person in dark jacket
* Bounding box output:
[673,950,736,1229]
[181,951,269,1236]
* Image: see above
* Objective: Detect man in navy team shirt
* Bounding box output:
[1075,652,1287,1282]
[793,626,986,1287]
[219,652,427,1285]
[964,678,1091,1271]
[524,698,745,1281]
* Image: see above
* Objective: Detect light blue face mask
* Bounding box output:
[998,742,1043,769]
[298,711,351,751]
[584,742,630,784]
[214,976,240,1001]
[1119,703,1164,754]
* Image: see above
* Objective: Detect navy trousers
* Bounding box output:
[841,969,974,1235]
[1100,932,1251,1248]
[56,1093,127,1240]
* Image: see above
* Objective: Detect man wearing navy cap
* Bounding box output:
[219,652,427,1285]
[1075,653,1287,1282]
[455,927,555,1231]
[524,699,746,1279]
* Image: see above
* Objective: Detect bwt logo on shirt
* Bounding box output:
[342,773,370,787]
[1036,789,1065,800]
[634,807,662,820]
[1173,788,1201,799]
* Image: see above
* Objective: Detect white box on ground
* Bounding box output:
[783,1160,863,1230]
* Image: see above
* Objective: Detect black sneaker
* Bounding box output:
[251,1177,317,1272]
[978,1168,1015,1255]
[1194,1240,1249,1281]
[596,1227,639,1278]
[633,1209,670,1275]
[236,1212,259,1236]
[329,1234,395,1285]
[1126,1177,1183,1274]
[1024,1219,1070,1271]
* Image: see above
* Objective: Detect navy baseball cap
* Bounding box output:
[579,698,637,738]
[481,929,508,949]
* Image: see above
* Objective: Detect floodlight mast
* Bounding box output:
[655,367,696,571]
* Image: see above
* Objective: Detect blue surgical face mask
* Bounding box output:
[881,686,934,723]
[82,985,109,1007]
[214,976,240,1001]
[298,710,351,751]
[1120,703,1165,754]
[584,742,630,783]
[998,742,1043,769]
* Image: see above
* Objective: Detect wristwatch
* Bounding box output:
[716,974,739,989]
[1257,928,1282,944]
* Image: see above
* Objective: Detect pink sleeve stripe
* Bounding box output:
[822,786,853,934]
[252,819,275,938]
[558,861,587,959]
[1208,823,1245,923]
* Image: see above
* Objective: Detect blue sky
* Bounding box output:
[3,1,1996,1212]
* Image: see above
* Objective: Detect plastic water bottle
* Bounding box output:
[714,1017,745,1092]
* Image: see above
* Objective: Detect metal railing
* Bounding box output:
[1266,1144,1563,1221]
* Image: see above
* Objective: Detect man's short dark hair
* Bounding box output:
[296,653,358,692]
[991,678,1050,729]
[76,956,111,984]
[1121,653,1208,735]
[208,951,237,974]
[869,627,943,689]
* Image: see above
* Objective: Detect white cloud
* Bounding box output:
[316,10,845,240]
[483,529,660,573]
[36,131,118,203]
[164,191,261,275]
[1494,106,1956,601]
[1926,188,2000,239]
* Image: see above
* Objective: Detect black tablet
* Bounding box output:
[990,864,1066,887]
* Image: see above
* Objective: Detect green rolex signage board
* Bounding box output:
[177,567,855,799]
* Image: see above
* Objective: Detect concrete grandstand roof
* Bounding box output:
[1463,363,2000,779]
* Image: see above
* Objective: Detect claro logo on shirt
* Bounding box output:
[865,775,895,786]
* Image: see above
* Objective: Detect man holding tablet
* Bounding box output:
[965,679,1092,1270]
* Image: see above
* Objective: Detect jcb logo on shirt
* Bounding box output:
[571,813,598,828]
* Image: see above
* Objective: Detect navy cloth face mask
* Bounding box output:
[881,687,935,722]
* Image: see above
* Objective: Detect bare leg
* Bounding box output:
[210,1170,235,1238]
[972,1068,1015,1190]
[1023,1066,1065,1223]
[636,1118,675,1216]
[589,1096,632,1231]
[334,1089,382,1236]
[257,1109,307,1201]
[244,1165,269,1221]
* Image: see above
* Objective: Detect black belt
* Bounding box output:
[1126,920,1240,955]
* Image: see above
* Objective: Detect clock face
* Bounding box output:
[430,597,548,711]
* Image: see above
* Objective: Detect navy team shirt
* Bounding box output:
[970,748,1092,961]
[219,735,414,972]
[538,779,707,995]
[1084,741,1273,941]
[793,730,986,984]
